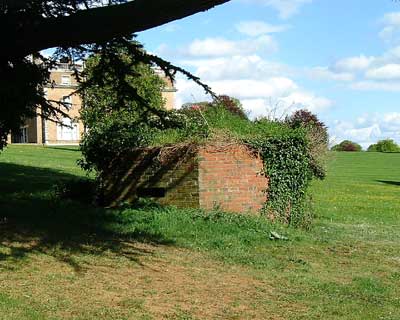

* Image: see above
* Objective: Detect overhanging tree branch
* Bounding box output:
[6,0,231,58]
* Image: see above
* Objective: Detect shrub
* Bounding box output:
[367,144,378,152]
[286,109,327,133]
[286,110,329,179]
[79,113,155,172]
[248,129,316,227]
[180,95,248,120]
[212,95,248,120]
[331,140,362,152]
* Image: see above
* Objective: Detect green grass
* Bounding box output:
[315,152,400,225]
[0,146,399,319]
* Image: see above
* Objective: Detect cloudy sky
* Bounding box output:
[137,0,400,148]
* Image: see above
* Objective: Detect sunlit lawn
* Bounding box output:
[0,145,399,319]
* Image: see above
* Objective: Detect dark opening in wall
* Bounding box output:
[137,187,166,198]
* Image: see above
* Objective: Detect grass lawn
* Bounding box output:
[0,145,399,319]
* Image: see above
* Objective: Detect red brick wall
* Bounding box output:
[101,143,268,214]
[198,144,268,214]
[101,145,199,208]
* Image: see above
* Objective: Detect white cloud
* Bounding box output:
[239,92,332,120]
[185,36,278,57]
[334,55,375,72]
[380,26,396,42]
[280,92,333,111]
[351,80,400,92]
[175,54,333,117]
[209,78,298,98]
[175,74,333,119]
[384,112,400,123]
[174,77,210,108]
[235,20,290,37]
[309,67,354,82]
[164,24,331,120]
[329,113,400,149]
[181,55,291,80]
[335,13,400,91]
[383,45,400,60]
[380,12,400,42]
[239,0,312,19]
[308,40,400,91]
[240,98,298,120]
[175,76,298,102]
[365,63,400,80]
[383,12,400,26]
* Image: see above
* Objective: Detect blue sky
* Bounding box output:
[137,0,400,148]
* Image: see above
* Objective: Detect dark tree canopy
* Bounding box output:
[0,0,231,149]
[331,140,362,152]
[1,0,231,60]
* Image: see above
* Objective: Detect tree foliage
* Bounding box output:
[1,0,230,59]
[0,58,49,149]
[367,139,400,153]
[0,0,231,149]
[79,46,168,172]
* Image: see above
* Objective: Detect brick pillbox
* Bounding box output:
[100,142,268,214]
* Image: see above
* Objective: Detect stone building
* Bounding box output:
[8,63,176,145]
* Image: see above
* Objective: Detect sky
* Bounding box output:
[136,0,400,149]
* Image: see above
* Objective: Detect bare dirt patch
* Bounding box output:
[0,239,293,319]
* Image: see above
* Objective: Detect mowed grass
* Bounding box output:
[0,145,399,319]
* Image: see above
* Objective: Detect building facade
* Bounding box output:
[8,63,177,145]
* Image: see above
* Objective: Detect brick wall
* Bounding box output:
[101,145,199,208]
[198,144,268,213]
[101,143,268,214]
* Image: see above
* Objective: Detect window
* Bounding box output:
[57,117,79,141]
[20,127,28,143]
[62,96,72,109]
[61,75,71,85]
[12,127,28,143]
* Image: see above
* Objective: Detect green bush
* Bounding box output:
[331,140,362,152]
[79,113,155,172]
[367,144,378,152]
[248,130,315,227]
[367,139,399,153]
[181,95,248,120]
[285,110,329,179]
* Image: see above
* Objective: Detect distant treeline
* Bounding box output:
[331,139,400,152]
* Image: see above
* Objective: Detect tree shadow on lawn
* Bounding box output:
[45,146,80,152]
[376,180,400,187]
[0,162,175,272]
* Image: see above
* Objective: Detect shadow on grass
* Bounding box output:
[0,162,174,272]
[45,146,80,152]
[376,180,400,187]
